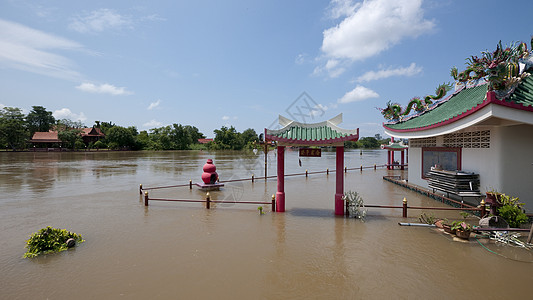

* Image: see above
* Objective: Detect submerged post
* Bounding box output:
[139,184,143,195]
[305,169,308,177]
[480,199,486,218]
[252,174,254,183]
[206,192,211,209]
[189,180,192,189]
[271,194,276,212]
[402,197,407,218]
[144,191,149,206]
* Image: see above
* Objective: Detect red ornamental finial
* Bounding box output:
[201,159,218,184]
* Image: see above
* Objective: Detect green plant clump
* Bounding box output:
[24,226,84,258]
[450,221,472,232]
[418,212,436,225]
[497,194,529,228]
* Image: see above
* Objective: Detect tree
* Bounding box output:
[171,123,192,150]
[359,137,380,148]
[105,125,137,149]
[0,107,29,150]
[57,119,84,130]
[26,106,55,135]
[149,126,173,150]
[97,121,116,135]
[136,130,151,150]
[241,128,259,144]
[58,127,82,149]
[184,125,205,143]
[213,126,243,150]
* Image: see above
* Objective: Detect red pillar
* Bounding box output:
[391,150,395,169]
[276,146,285,212]
[335,146,344,215]
[401,150,405,170]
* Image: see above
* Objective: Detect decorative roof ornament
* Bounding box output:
[379,36,533,123]
[379,83,452,121]
[450,38,532,99]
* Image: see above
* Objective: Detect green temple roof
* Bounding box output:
[265,114,358,146]
[384,76,533,133]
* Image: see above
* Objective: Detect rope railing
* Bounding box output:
[143,191,276,211]
[140,163,393,192]
[348,197,486,218]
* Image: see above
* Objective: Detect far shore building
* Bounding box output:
[383,77,533,211]
[30,127,105,148]
[197,138,213,144]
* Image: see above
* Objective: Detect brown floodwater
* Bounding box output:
[1,149,531,299]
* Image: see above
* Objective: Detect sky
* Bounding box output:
[1,0,533,138]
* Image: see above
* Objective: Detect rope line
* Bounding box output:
[142,164,390,190]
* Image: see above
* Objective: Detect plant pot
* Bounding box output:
[455,229,471,240]
[443,224,455,234]
[434,219,444,229]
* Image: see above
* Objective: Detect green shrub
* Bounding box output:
[497,193,528,228]
[23,226,84,258]
[498,205,528,228]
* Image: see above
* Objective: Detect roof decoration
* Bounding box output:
[381,141,408,150]
[451,39,531,96]
[384,75,533,133]
[265,113,358,146]
[380,83,452,121]
[380,37,533,123]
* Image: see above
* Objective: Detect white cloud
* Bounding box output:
[53,108,87,122]
[319,0,434,77]
[143,120,163,128]
[148,99,161,110]
[69,9,133,34]
[0,18,83,80]
[357,63,422,82]
[222,116,230,121]
[76,82,133,95]
[295,53,306,65]
[338,85,379,104]
[326,0,359,19]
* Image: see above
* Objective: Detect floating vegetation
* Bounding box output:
[487,231,533,250]
[23,226,84,258]
[418,212,437,225]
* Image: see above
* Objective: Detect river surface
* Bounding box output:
[1,149,531,299]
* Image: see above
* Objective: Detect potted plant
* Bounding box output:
[451,221,472,240]
[441,218,454,234]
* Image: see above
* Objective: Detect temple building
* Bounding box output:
[383,77,533,210]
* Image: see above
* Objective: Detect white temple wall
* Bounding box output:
[406,125,533,210]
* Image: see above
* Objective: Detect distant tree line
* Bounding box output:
[344,134,393,149]
[0,105,391,151]
[0,106,260,151]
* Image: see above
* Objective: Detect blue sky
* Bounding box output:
[1,0,532,138]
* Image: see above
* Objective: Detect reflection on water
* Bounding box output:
[0,149,532,299]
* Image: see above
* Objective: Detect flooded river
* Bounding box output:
[1,149,531,299]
